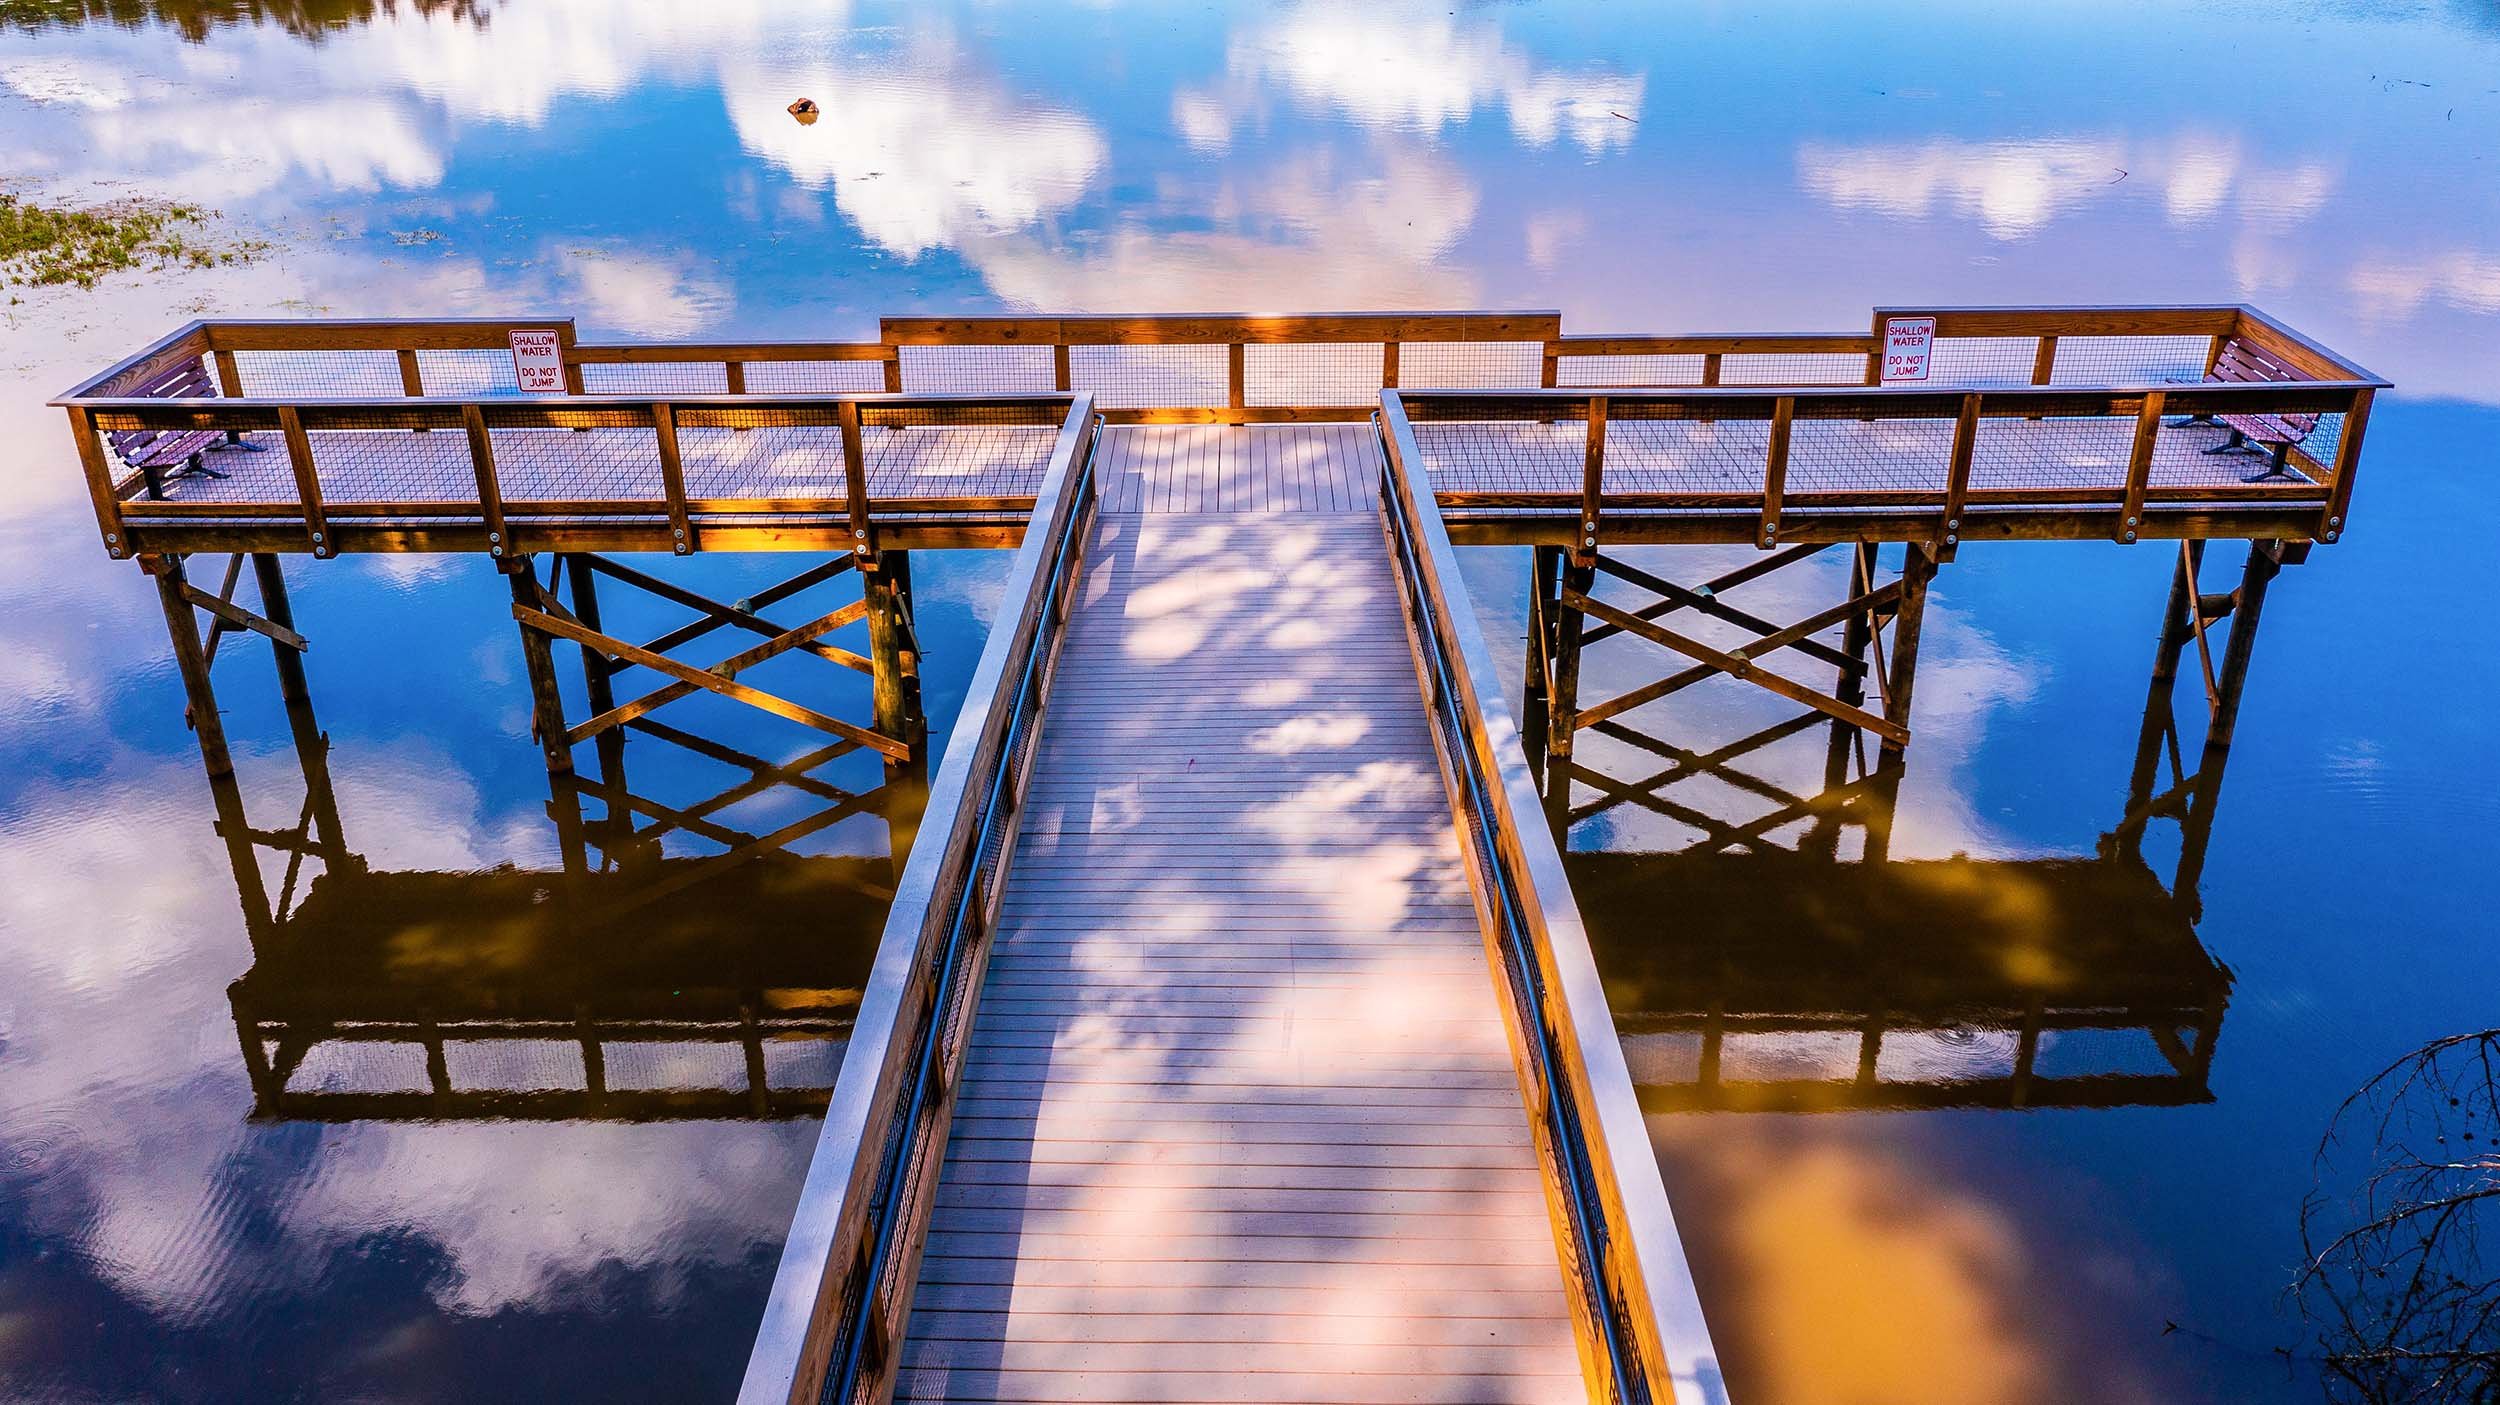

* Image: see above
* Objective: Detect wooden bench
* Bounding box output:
[106,357,261,498]
[2173,337,2322,483]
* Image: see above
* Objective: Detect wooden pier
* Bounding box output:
[59,305,2385,1405]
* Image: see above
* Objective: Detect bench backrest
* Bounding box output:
[2209,337,2321,439]
[104,357,227,469]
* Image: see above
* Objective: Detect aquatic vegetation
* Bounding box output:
[0,192,264,289]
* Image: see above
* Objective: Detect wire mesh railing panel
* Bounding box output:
[1718,352,1868,386]
[1069,343,1226,409]
[2051,335,2217,386]
[1786,416,1955,495]
[416,348,524,397]
[743,360,890,394]
[1245,342,1385,406]
[1925,336,2041,386]
[306,423,488,504]
[1556,354,1706,388]
[1411,421,1586,496]
[1965,416,2140,494]
[1607,417,1778,495]
[230,349,403,397]
[675,426,847,500]
[580,361,730,395]
[897,345,1054,395]
[1399,341,1546,389]
[865,425,1058,499]
[488,426,664,503]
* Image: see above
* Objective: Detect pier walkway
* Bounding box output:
[895,429,1581,1401]
[57,305,2389,1405]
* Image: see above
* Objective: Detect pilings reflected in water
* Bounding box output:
[147,548,925,1123]
[1530,538,2291,1114]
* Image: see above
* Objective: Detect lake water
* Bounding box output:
[2,2,2496,1401]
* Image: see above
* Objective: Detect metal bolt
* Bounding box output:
[1583,520,1596,531]
[2124,515,2137,527]
[491,545,503,557]
[1583,534,1596,546]
[2329,516,2341,527]
[1945,518,1958,531]
[312,531,325,542]
[1945,533,1958,545]
[855,529,867,539]
[105,533,118,543]
[488,531,501,543]
[673,527,686,538]
[2324,531,2338,542]
[2123,530,2137,542]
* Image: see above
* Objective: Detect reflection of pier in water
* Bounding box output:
[193,578,919,1121]
[1549,537,2270,1113]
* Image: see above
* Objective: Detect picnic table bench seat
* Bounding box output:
[2173,337,2324,482]
[104,356,262,498]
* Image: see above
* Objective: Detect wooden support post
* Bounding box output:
[251,553,350,868]
[1226,342,1246,421]
[864,549,926,764]
[152,556,236,779]
[566,554,631,848]
[1880,543,1938,757]
[1548,556,1595,762]
[506,557,587,873]
[653,403,693,555]
[2203,540,2278,752]
[2113,542,2198,862]
[1522,545,1560,772]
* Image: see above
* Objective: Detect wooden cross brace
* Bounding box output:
[1561,568,1909,746]
[510,559,904,760]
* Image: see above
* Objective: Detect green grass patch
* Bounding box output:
[0,192,268,290]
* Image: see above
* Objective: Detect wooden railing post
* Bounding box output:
[2030,335,2058,385]
[462,405,508,557]
[1226,342,1246,421]
[2320,387,2371,544]
[1051,344,1072,393]
[66,406,128,559]
[726,361,748,395]
[1760,396,1793,549]
[653,403,693,555]
[2120,390,2164,544]
[396,349,425,396]
[1382,342,1400,390]
[1576,395,1607,567]
[839,400,874,562]
[1940,392,1980,558]
[276,406,330,557]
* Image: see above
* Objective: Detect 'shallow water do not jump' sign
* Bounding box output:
[509,328,566,394]
[1881,316,1936,383]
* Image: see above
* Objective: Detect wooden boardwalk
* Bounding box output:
[893,427,1586,1404]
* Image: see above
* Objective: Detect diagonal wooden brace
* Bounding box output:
[516,603,904,758]
[1562,587,1910,746]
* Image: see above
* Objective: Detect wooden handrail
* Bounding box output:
[1377,392,1724,1404]
[879,310,1563,345]
[739,397,1099,1405]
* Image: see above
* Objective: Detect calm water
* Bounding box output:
[2,2,2496,1400]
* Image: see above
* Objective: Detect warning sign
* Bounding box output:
[1881,316,1936,383]
[509,328,566,394]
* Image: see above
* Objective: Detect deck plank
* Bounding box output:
[898,426,1579,1405]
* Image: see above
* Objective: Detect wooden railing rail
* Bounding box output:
[69,391,1081,557]
[1377,394,1722,1404]
[739,400,1099,1405]
[881,311,1563,424]
[1396,379,2381,545]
